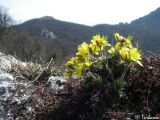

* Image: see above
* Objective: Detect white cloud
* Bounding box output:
[1,0,160,25]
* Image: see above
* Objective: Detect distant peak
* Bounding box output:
[156,7,160,11]
[40,16,55,20]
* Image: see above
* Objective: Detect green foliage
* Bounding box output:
[114,79,126,97]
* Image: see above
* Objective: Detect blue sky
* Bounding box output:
[1,0,160,25]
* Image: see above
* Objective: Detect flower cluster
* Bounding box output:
[65,33,143,77]
[64,35,110,77]
[108,33,143,66]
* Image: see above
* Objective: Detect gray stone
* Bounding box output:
[0,73,14,82]
[48,76,66,90]
[0,52,19,73]
[41,29,57,39]
[0,87,6,95]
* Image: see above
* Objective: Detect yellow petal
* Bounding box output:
[114,33,124,42]
[115,42,121,51]
[85,61,93,67]
[91,35,108,51]
[108,46,116,55]
[77,42,89,56]
[119,47,130,61]
[73,63,84,77]
[136,61,143,67]
[89,44,100,55]
[129,48,142,62]
[64,72,72,77]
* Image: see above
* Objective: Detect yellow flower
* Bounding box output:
[65,59,84,77]
[65,57,79,69]
[119,47,130,61]
[114,33,132,47]
[83,55,92,67]
[123,39,131,45]
[89,44,100,55]
[65,33,143,77]
[114,33,124,42]
[129,48,143,66]
[91,35,108,50]
[91,34,101,45]
[72,63,84,77]
[76,42,89,56]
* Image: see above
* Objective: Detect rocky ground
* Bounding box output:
[0,52,66,119]
[0,52,160,120]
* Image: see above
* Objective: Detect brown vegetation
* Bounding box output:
[39,55,160,120]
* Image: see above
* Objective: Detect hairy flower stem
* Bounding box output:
[89,55,115,81]
[99,58,115,81]
[120,63,132,81]
[87,71,97,80]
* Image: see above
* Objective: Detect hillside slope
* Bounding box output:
[1,7,160,63]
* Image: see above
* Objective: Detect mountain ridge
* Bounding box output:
[2,7,160,62]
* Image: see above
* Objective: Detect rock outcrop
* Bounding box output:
[41,28,57,39]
